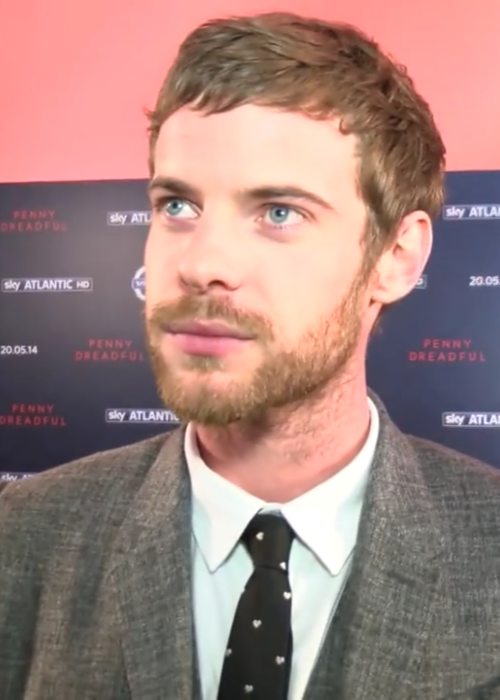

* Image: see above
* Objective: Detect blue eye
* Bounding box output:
[264,205,304,227]
[163,198,197,219]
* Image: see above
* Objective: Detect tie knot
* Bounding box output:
[242,513,294,571]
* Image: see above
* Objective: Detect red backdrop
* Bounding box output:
[1,0,499,182]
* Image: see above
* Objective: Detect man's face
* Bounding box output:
[145,104,373,425]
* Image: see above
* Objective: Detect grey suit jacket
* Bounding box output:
[2,395,500,699]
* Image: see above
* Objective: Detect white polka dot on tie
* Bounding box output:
[283,591,292,600]
[225,648,232,658]
[275,656,285,665]
[256,532,264,541]
[279,561,287,570]
[252,619,262,628]
[244,684,254,694]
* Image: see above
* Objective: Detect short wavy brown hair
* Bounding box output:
[147,12,446,264]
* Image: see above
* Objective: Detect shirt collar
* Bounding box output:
[185,398,379,576]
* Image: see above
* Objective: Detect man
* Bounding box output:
[1,12,500,700]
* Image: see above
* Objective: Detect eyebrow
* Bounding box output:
[148,177,201,202]
[148,177,335,211]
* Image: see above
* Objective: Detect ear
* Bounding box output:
[370,210,433,306]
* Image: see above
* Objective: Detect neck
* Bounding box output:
[193,371,371,502]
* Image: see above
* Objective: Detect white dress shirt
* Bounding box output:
[186,398,379,700]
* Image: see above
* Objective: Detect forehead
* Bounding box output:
[153,104,360,204]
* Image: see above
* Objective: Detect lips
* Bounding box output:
[164,321,253,340]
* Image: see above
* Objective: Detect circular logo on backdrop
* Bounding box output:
[131,266,146,301]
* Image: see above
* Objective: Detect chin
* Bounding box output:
[159,386,255,427]
[160,363,249,393]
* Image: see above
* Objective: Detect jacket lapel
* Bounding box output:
[109,427,200,700]
[305,399,445,700]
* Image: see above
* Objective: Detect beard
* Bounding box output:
[146,270,367,427]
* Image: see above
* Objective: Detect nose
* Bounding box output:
[177,220,244,293]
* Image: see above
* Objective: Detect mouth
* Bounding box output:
[163,320,254,340]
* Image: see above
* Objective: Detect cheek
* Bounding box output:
[261,260,322,339]
[145,223,182,269]
[280,251,342,308]
[270,249,359,338]
[144,228,176,307]
[145,224,167,262]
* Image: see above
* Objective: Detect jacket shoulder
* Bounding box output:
[409,433,500,489]
[407,434,500,528]
[0,431,178,538]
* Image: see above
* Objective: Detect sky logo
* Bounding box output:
[442,412,500,428]
[107,211,151,226]
[2,277,93,293]
[105,409,179,424]
[442,204,500,220]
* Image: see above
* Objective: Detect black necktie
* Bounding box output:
[217,513,295,700]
